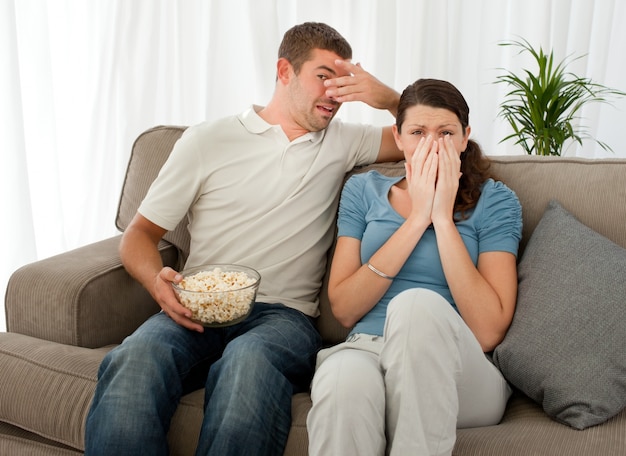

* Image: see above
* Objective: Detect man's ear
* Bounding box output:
[276,58,293,85]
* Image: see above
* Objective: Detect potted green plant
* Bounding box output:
[495,38,625,156]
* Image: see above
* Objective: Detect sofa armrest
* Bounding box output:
[4,236,181,348]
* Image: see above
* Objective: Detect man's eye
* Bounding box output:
[318,74,329,80]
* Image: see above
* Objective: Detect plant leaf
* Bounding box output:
[494,38,625,155]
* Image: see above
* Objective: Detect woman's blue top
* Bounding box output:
[338,170,523,337]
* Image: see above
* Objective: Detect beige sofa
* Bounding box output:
[2,125,625,455]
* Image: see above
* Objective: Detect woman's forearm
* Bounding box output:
[329,216,429,327]
[434,220,516,351]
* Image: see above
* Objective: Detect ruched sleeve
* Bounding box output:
[337,174,369,240]
[477,180,523,257]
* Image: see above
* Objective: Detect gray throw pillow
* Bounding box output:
[493,200,626,429]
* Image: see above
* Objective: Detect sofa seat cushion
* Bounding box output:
[0,333,111,450]
[454,392,626,455]
[167,389,204,456]
[0,333,209,455]
[287,389,626,456]
[493,201,626,429]
[0,422,81,456]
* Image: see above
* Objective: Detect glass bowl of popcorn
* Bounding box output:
[172,264,261,327]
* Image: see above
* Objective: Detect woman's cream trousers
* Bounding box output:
[307,288,511,456]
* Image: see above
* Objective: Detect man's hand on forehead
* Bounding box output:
[324,60,366,101]
[324,59,398,112]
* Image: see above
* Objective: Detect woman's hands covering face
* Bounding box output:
[431,135,461,224]
[405,135,438,226]
[405,135,461,225]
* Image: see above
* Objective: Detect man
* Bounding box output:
[85,22,401,456]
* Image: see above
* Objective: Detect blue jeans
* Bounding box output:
[85,302,321,456]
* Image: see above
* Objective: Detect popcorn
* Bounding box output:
[174,267,258,325]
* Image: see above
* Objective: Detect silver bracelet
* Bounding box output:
[367,262,395,280]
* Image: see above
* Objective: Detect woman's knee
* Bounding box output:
[386,288,456,331]
[311,348,384,411]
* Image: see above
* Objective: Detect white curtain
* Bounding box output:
[2,0,625,331]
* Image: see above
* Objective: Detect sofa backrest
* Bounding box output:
[489,155,626,253]
[318,154,626,344]
[118,126,626,344]
[117,125,190,264]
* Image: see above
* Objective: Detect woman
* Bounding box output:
[307,78,522,456]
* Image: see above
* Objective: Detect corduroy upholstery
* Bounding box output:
[2,125,625,455]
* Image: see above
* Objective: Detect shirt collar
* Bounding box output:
[238,105,325,144]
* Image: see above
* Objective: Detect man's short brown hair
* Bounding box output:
[278,22,352,74]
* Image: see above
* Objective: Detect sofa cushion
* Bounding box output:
[488,156,626,254]
[0,422,81,455]
[0,333,207,455]
[454,392,626,455]
[0,333,110,450]
[493,200,626,429]
[116,125,190,260]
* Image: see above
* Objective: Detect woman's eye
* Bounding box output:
[411,130,424,136]
[442,131,452,136]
